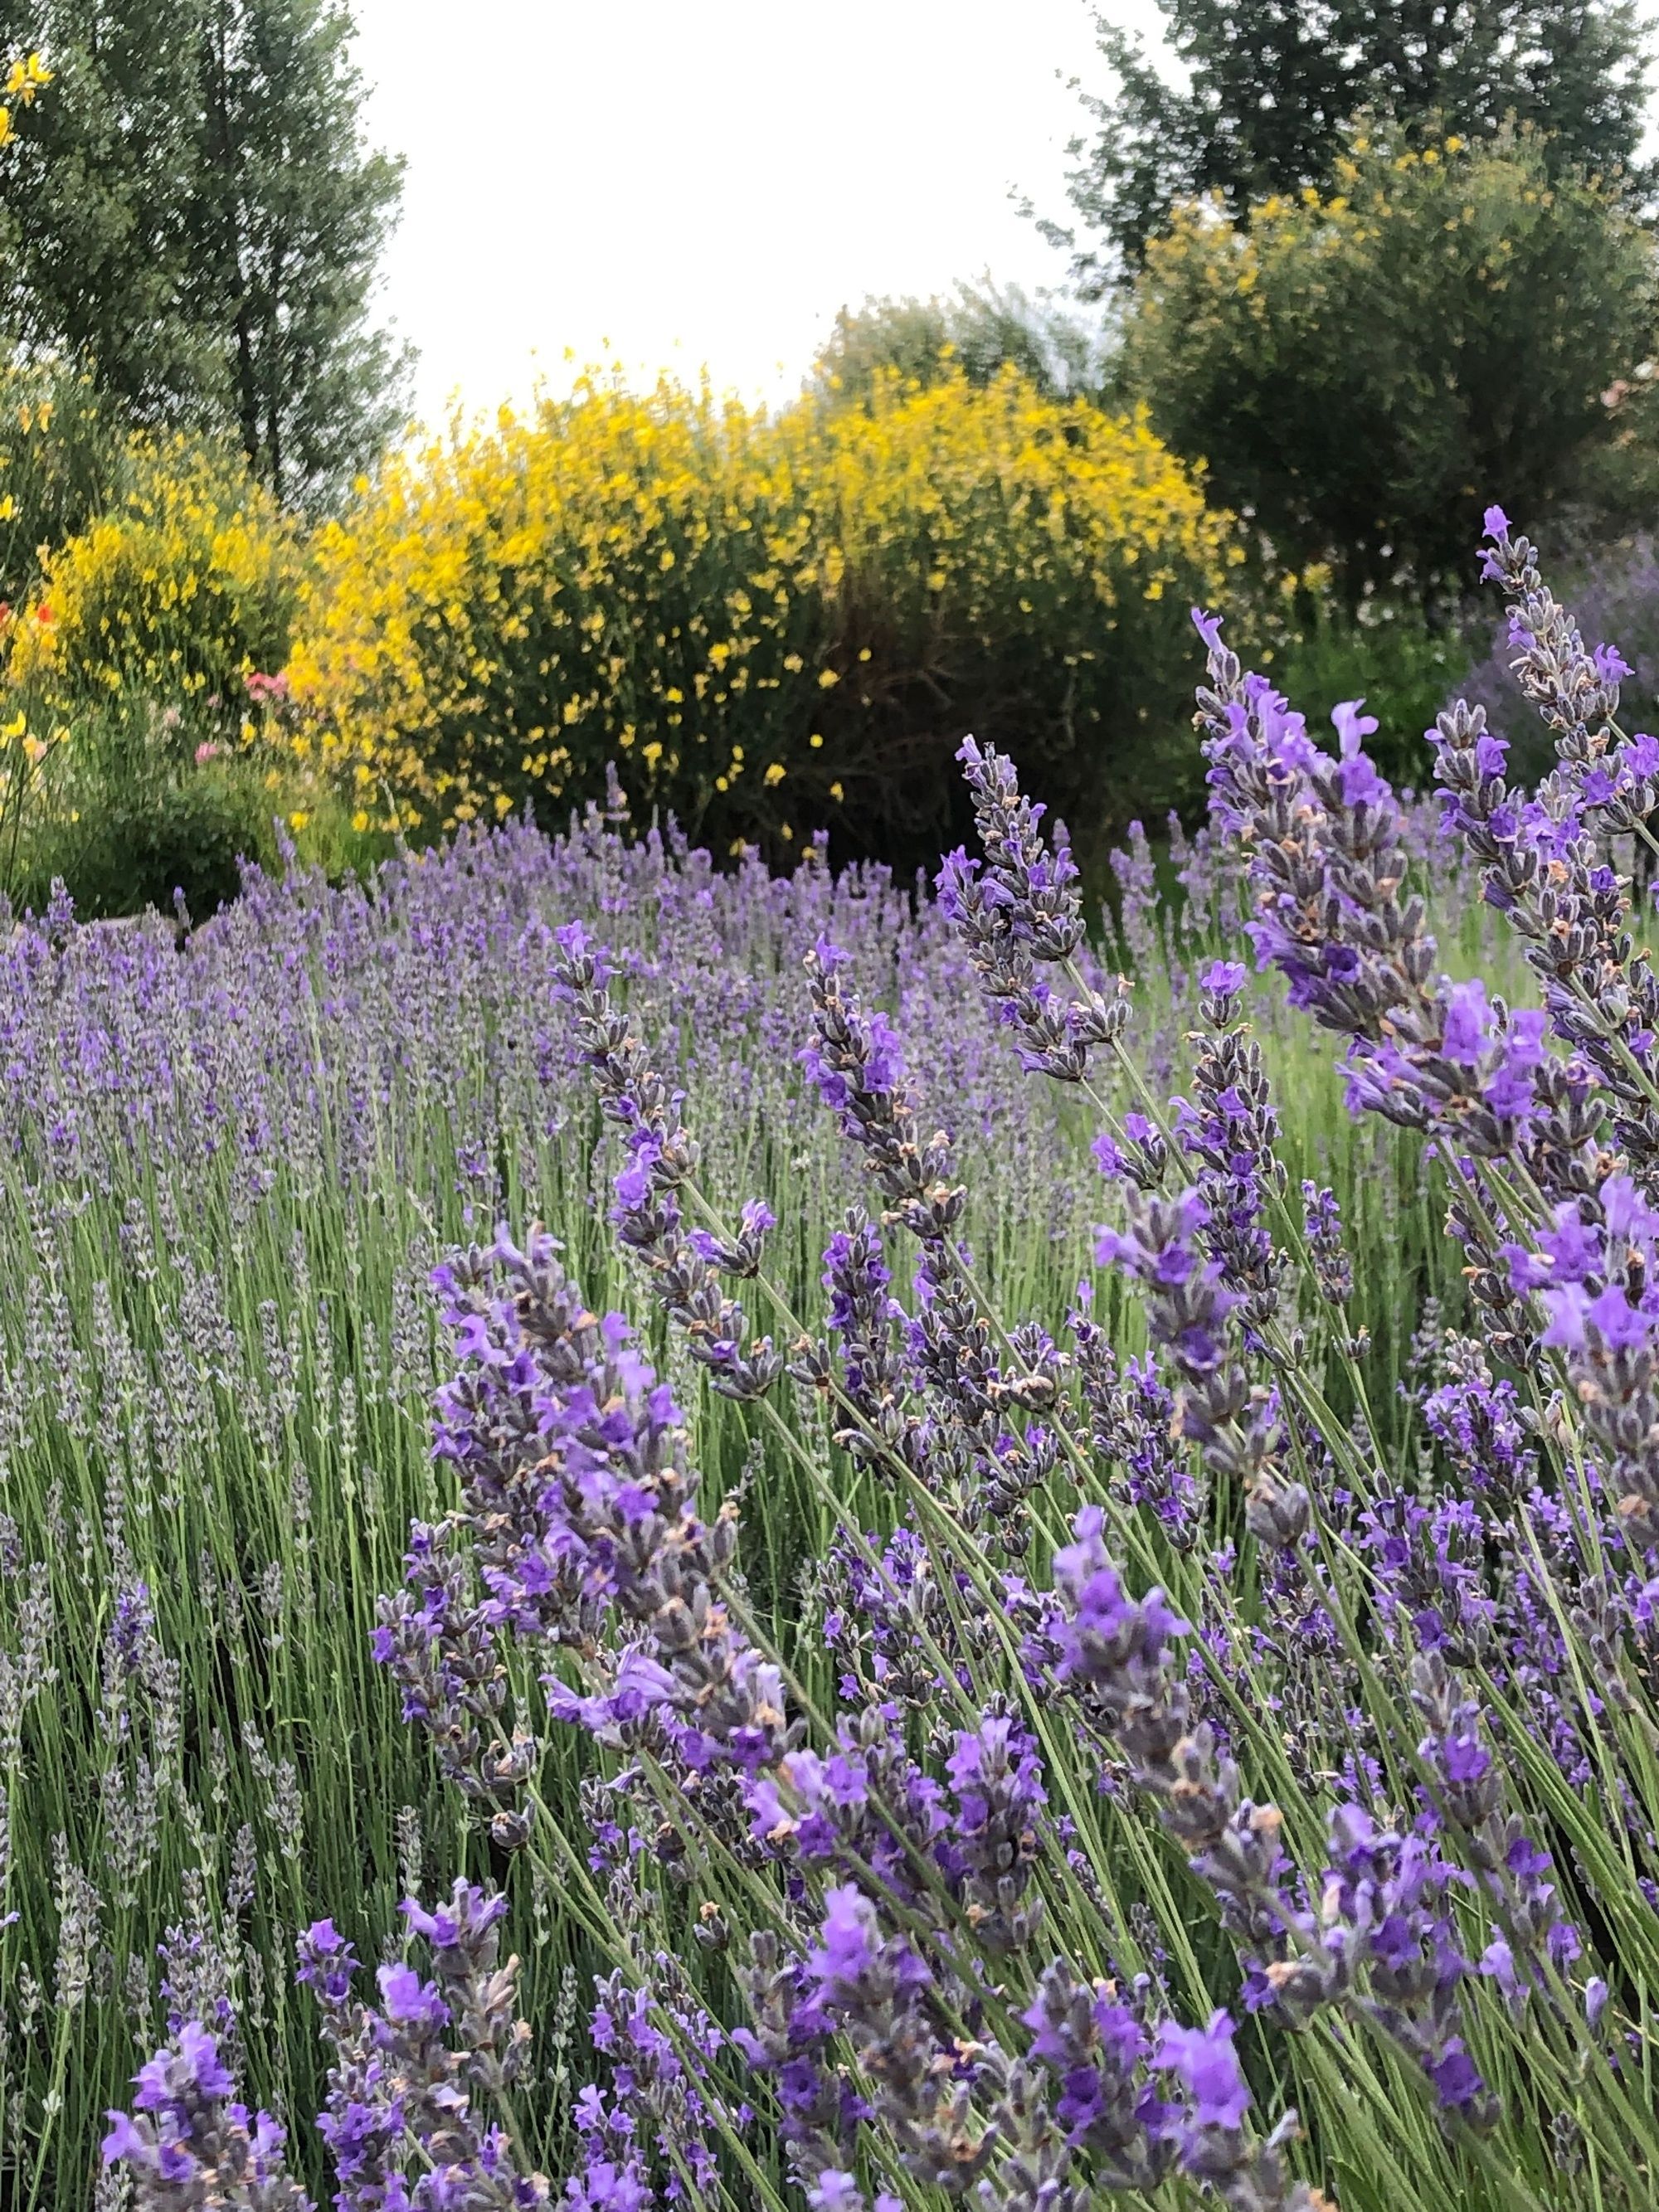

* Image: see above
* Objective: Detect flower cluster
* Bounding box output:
[102,2023,314,2211]
[1093,1188,1303,1545]
[1428,513,1659,1189]
[296,1883,544,2210]
[799,938,1067,1548]
[936,735,1130,1082]
[8,435,302,721]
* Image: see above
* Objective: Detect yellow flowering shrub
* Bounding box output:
[0,363,124,607]
[289,373,830,840]
[8,437,305,717]
[290,366,1238,861]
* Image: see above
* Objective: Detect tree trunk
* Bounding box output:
[204,4,260,476]
[265,231,285,502]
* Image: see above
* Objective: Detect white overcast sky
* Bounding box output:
[348,0,1166,430]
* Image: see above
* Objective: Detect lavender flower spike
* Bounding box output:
[103,2022,315,2211]
[554,921,782,1399]
[938,737,1130,1082]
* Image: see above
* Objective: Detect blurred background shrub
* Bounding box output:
[0,688,354,923]
[1051,0,1653,282]
[1268,598,1474,788]
[8,704,265,920]
[810,279,1114,403]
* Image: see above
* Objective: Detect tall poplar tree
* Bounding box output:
[187,0,409,505]
[0,3,210,411]
[0,0,408,506]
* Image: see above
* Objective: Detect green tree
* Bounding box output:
[187,0,410,506]
[1118,130,1657,604]
[1047,0,1651,282]
[0,3,212,409]
[0,0,408,506]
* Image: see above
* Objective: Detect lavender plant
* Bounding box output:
[0,811,1153,2205]
[27,516,1659,2212]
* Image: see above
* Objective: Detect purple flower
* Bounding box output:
[134,2021,236,2108]
[611,1161,651,1209]
[295,1919,358,2006]
[377,1962,448,2031]
[1019,1961,1174,2185]
[103,2025,313,2210]
[938,738,1128,1078]
[1440,979,1491,1067]
[1428,2046,1486,2112]
[806,2174,864,2212]
[1154,2010,1251,2128]
[807,1885,883,1999]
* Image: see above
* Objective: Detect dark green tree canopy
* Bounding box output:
[1048,0,1652,282]
[0,0,409,508]
[1119,131,1659,605]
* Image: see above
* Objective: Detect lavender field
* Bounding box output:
[10,523,1659,2212]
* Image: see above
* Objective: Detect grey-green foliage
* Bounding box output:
[0,0,410,510]
[810,278,1114,405]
